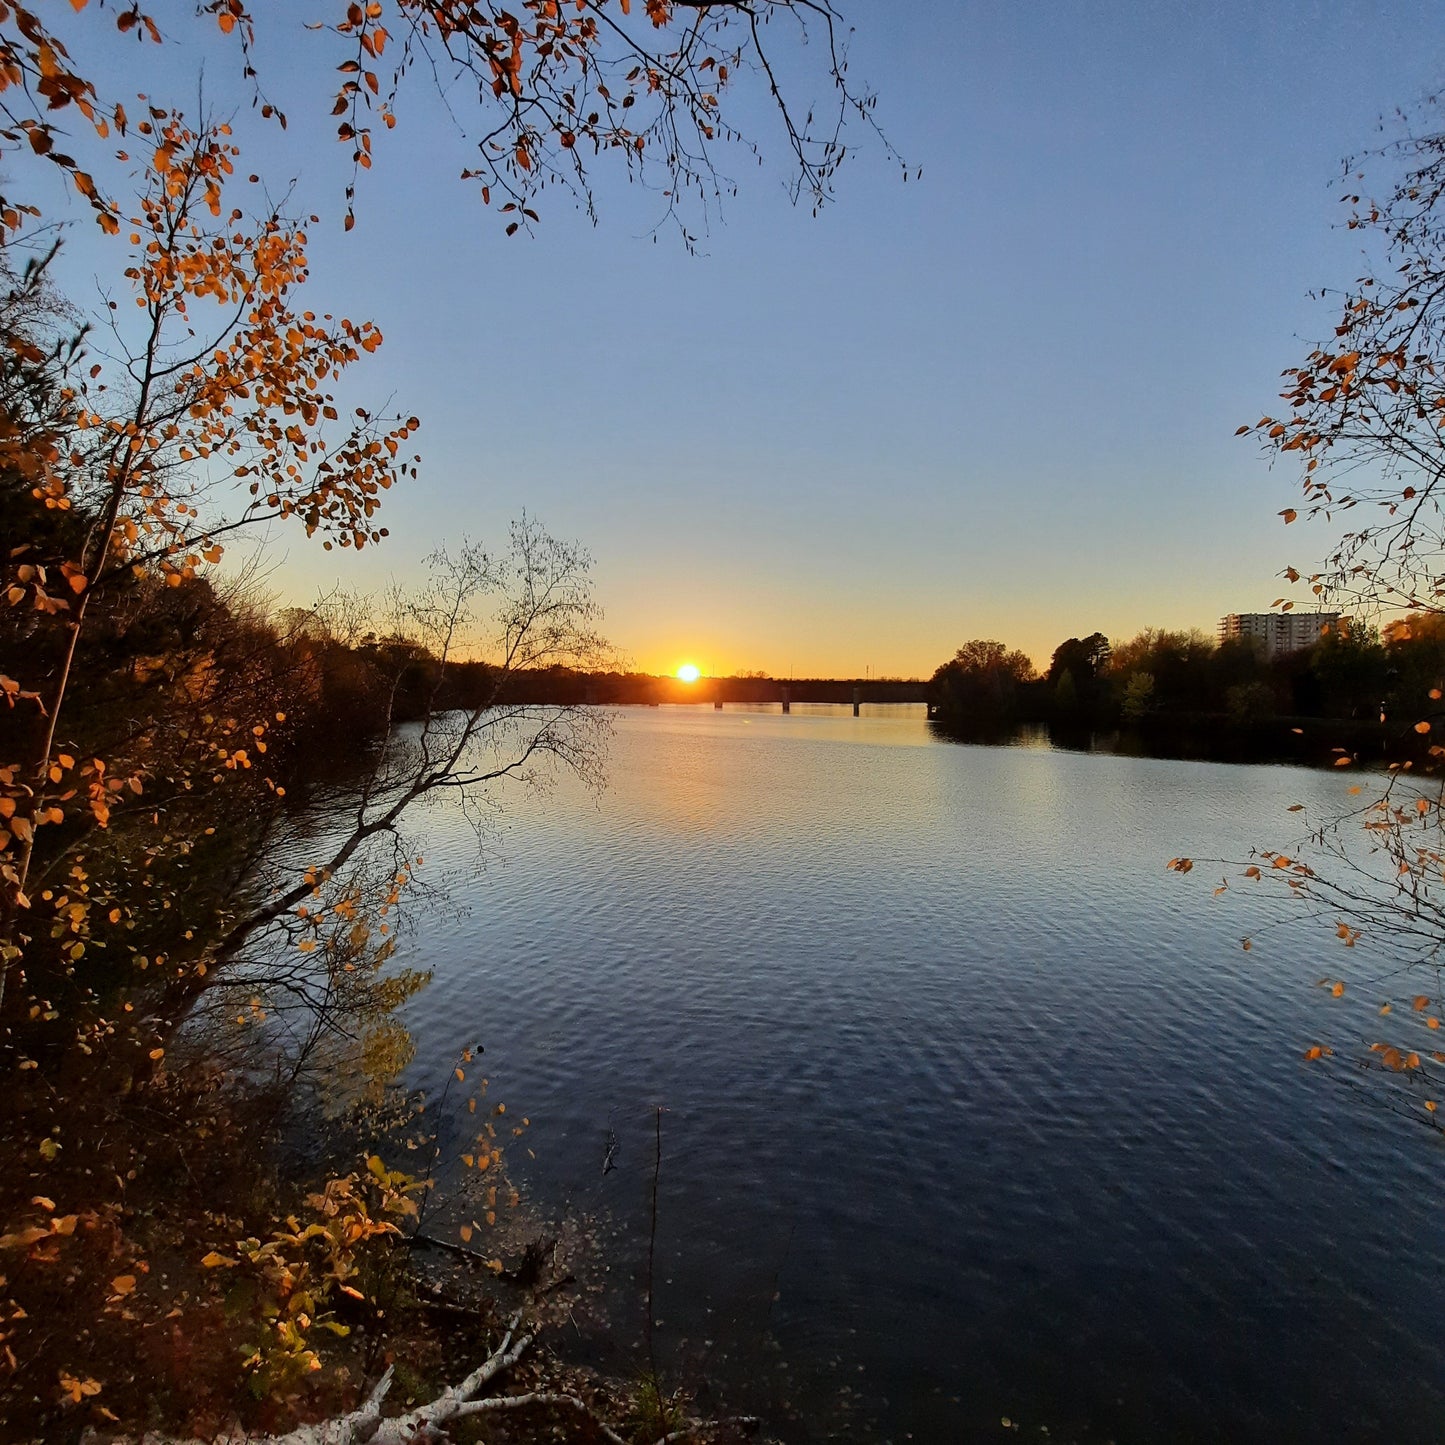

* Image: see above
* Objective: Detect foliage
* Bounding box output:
[1048,632,1111,683]
[0,1,897,247]
[0,1,891,1435]
[205,1158,424,1397]
[1168,101,1445,1127]
[1247,100,1445,619]
[1120,670,1156,721]
[928,639,1035,726]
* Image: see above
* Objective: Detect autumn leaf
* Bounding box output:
[58,1372,102,1404]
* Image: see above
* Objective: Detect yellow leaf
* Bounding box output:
[200,1251,237,1268]
[58,1372,102,1403]
[0,1225,53,1250]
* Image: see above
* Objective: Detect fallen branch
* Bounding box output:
[88,1308,759,1445]
[89,1310,585,1445]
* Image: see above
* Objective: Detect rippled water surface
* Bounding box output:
[391,705,1445,1442]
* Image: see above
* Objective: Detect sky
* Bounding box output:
[43,1,1445,677]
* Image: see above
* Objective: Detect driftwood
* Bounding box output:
[85,1311,627,1445]
[85,1309,762,1445]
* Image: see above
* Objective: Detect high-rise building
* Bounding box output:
[1216,611,1340,658]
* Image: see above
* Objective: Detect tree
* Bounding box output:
[1250,106,1445,621]
[1047,631,1111,686]
[0,2,897,247]
[1175,101,1445,1122]
[1105,627,1216,713]
[1120,670,1156,721]
[928,639,1035,726]
[1047,631,1110,717]
[0,2,894,1436]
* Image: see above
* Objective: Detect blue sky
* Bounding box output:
[47,1,1445,675]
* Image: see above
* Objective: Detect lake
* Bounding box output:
[388,703,1445,1442]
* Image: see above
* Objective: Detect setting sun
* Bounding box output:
[677,663,701,683]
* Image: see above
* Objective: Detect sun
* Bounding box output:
[676,663,701,683]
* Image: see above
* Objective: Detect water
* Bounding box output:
[387,704,1445,1442]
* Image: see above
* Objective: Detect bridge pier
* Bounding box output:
[852,686,860,717]
[781,686,790,714]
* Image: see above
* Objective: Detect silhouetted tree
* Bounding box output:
[929,640,1036,726]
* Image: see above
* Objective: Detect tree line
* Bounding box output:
[927,620,1445,762]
